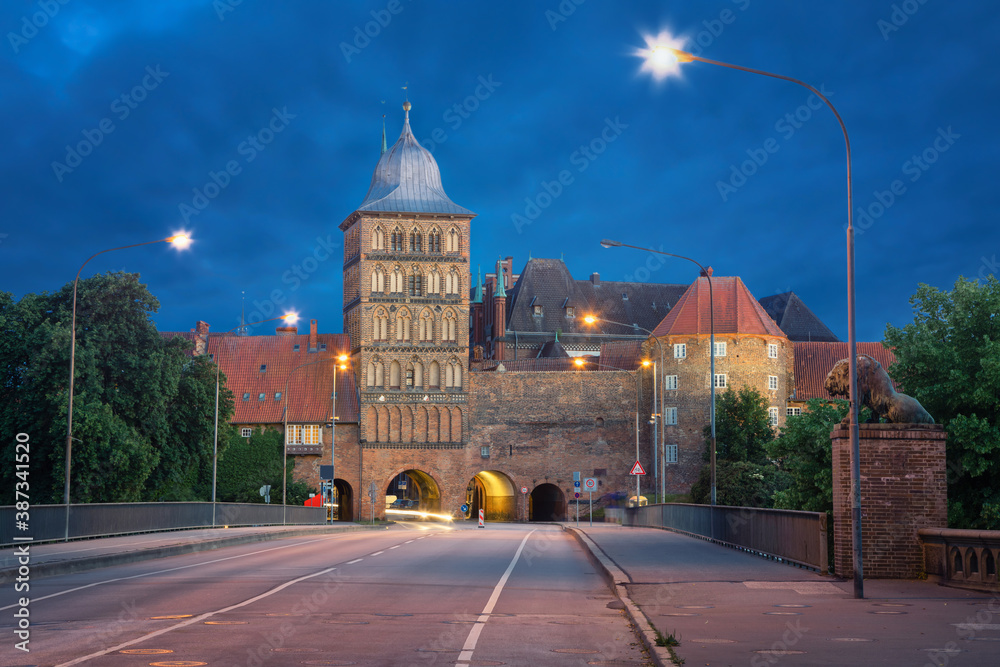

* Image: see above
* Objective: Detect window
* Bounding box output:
[367,360,384,387]
[409,273,422,296]
[665,444,678,464]
[480,446,490,458]
[413,361,423,388]
[372,226,386,251]
[419,311,434,342]
[409,228,422,252]
[714,342,726,357]
[209,354,214,361]
[768,376,778,390]
[293,344,300,352]
[288,424,321,445]
[787,407,802,416]
[674,344,686,359]
[714,374,727,388]
[391,228,404,252]
[428,229,441,253]
[443,312,457,342]
[259,364,267,372]
[428,269,441,295]
[446,361,462,388]
[533,305,543,316]
[445,270,459,295]
[768,343,778,359]
[258,392,266,401]
[664,375,678,390]
[275,392,282,401]
[371,267,385,293]
[390,361,401,389]
[396,311,411,341]
[374,310,388,341]
[319,343,327,351]
[241,427,252,438]
[390,267,403,293]
[565,306,575,317]
[447,228,460,252]
[768,407,779,426]
[406,368,414,388]
[242,393,250,401]
[664,407,678,425]
[429,361,440,389]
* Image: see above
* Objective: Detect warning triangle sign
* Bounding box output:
[629,460,646,475]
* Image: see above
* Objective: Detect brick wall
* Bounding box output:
[831,423,947,578]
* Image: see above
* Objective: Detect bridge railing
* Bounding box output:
[919,528,1000,592]
[0,502,328,546]
[624,503,829,573]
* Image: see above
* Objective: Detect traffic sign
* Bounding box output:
[461,504,469,513]
[583,477,598,491]
[629,461,646,475]
[478,508,485,528]
[574,492,580,499]
[520,486,528,494]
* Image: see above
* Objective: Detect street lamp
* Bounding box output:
[63,232,191,541]
[583,315,665,500]
[211,311,299,527]
[639,41,863,598]
[282,353,349,525]
[599,241,716,506]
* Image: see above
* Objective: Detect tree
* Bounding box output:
[767,398,849,514]
[0,273,232,504]
[884,276,1000,529]
[705,385,775,464]
[217,427,314,505]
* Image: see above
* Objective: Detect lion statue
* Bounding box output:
[824,354,934,424]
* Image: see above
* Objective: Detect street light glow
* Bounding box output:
[282,311,299,324]
[167,232,193,250]
[584,315,598,324]
[636,31,688,81]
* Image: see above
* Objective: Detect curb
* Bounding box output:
[0,524,384,583]
[565,527,675,666]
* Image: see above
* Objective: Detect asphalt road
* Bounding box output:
[1,522,651,666]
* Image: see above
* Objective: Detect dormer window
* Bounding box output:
[259,364,267,372]
[258,393,266,401]
[242,393,250,401]
[293,344,300,352]
[275,392,282,401]
[565,306,575,317]
[622,292,628,301]
[319,343,327,351]
[533,305,543,317]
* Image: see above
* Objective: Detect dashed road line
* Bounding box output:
[371,551,384,556]
[347,558,364,564]
[389,545,400,549]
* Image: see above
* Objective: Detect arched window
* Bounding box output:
[391,227,404,252]
[390,266,404,293]
[429,361,440,389]
[371,266,385,293]
[442,311,457,342]
[453,362,462,389]
[409,227,422,253]
[396,310,411,342]
[408,268,423,296]
[368,358,384,387]
[445,360,463,389]
[428,268,441,295]
[374,309,388,341]
[447,228,460,252]
[419,310,434,342]
[446,270,459,295]
[390,360,401,389]
[428,228,441,253]
[367,362,376,387]
[413,360,424,388]
[371,226,385,251]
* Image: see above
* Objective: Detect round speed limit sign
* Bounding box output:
[583,478,598,492]
[520,486,528,494]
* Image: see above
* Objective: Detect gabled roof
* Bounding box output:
[203,333,358,425]
[651,275,787,338]
[537,336,569,358]
[598,340,644,371]
[356,103,474,217]
[792,341,897,400]
[505,258,687,337]
[759,292,839,342]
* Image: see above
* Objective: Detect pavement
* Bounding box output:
[568,522,1000,666]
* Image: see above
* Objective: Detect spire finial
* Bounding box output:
[402,82,410,120]
[380,113,387,156]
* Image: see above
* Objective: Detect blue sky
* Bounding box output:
[2,1,996,342]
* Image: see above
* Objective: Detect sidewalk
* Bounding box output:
[569,523,1000,666]
[0,523,381,583]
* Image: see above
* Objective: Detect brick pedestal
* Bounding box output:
[831,423,946,579]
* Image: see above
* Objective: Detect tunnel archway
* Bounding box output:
[333,479,353,521]
[464,470,516,522]
[385,469,442,515]
[529,483,567,521]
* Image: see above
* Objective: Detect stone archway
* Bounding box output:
[384,469,443,516]
[333,478,353,522]
[464,470,516,522]
[529,483,567,521]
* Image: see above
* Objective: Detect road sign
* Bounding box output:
[629,461,646,475]
[583,477,598,491]
[461,504,469,513]
[574,492,580,499]
[478,508,485,528]
[574,480,580,489]
[520,486,528,494]
[573,471,581,482]
[319,465,333,481]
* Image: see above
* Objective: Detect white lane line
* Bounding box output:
[456,530,536,666]
[389,545,400,550]
[0,537,337,612]
[404,540,415,544]
[347,558,364,564]
[371,551,384,556]
[54,565,339,667]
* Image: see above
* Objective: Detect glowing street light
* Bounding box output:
[63,232,192,541]
[637,37,863,597]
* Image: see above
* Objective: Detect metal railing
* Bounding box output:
[0,503,328,546]
[625,503,828,572]
[919,528,1000,592]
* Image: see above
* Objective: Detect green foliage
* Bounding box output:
[704,385,775,464]
[767,398,849,514]
[884,276,1000,529]
[0,273,232,504]
[690,460,792,507]
[217,428,315,504]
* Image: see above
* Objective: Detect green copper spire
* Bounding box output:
[380,115,387,155]
[473,265,483,304]
[494,259,506,298]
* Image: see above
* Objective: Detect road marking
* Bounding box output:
[456,530,536,665]
[405,540,414,544]
[54,562,343,667]
[371,551,384,556]
[347,558,364,564]
[0,537,338,612]
[389,545,400,549]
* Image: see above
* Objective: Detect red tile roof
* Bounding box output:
[792,341,897,401]
[206,333,358,425]
[598,340,644,371]
[651,276,787,338]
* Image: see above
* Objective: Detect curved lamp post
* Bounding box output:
[282,353,348,525]
[642,44,862,598]
[583,315,665,500]
[211,311,299,527]
[63,233,191,541]
[599,241,716,506]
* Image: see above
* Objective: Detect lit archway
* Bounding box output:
[384,469,443,515]
[333,478,353,522]
[529,483,567,522]
[464,470,516,522]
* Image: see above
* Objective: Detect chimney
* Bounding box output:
[502,256,514,289]
[590,272,601,285]
[309,319,318,352]
[276,325,298,336]
[193,321,209,356]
